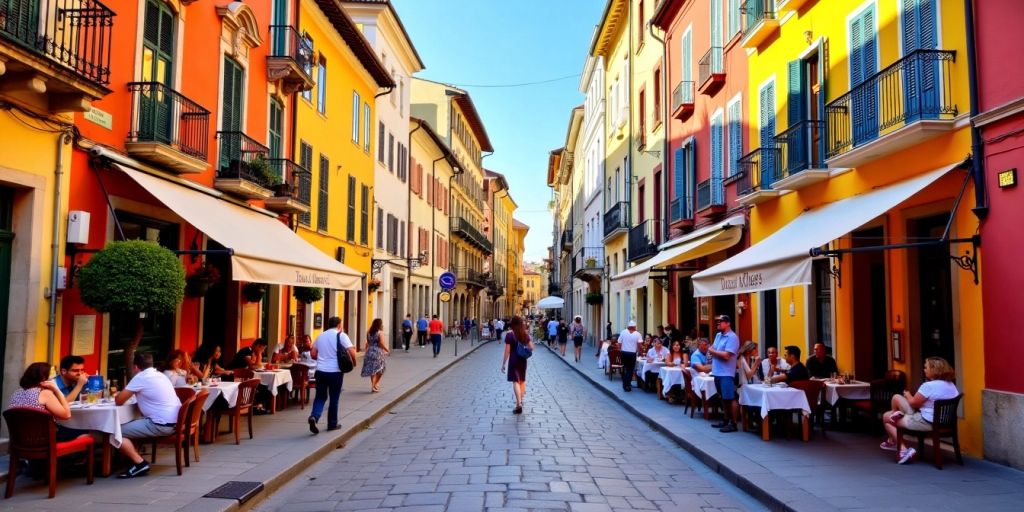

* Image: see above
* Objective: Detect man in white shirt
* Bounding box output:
[115,352,182,478]
[618,320,643,392]
[308,316,356,434]
[759,346,791,381]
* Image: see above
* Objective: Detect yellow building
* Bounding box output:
[408,117,456,323]
[695,0,982,453]
[484,170,517,320]
[295,0,394,347]
[510,220,530,316]
[523,267,543,317]
[411,79,493,328]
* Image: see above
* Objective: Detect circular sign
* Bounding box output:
[439,291,452,302]
[439,271,457,290]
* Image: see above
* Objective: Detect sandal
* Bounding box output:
[513,404,523,414]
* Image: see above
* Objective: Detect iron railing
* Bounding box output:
[670,195,693,223]
[742,0,776,34]
[269,25,313,76]
[267,158,311,207]
[603,201,630,237]
[453,266,487,288]
[776,119,826,176]
[696,177,725,211]
[127,82,210,159]
[574,246,604,271]
[628,219,662,262]
[825,49,957,159]
[560,229,573,251]
[672,80,695,113]
[216,131,273,187]
[451,216,493,253]
[698,46,724,86]
[736,147,782,196]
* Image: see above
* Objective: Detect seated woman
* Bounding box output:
[6,362,88,441]
[162,350,190,386]
[666,340,689,367]
[273,335,300,363]
[881,356,959,464]
[596,337,612,369]
[643,337,670,391]
[193,344,233,380]
[736,341,760,385]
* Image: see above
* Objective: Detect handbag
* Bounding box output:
[514,334,533,359]
[336,331,354,374]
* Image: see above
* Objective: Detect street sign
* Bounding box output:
[439,291,451,302]
[439,271,456,290]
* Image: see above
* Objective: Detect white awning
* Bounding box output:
[608,215,746,294]
[692,164,958,297]
[535,296,565,309]
[117,165,364,290]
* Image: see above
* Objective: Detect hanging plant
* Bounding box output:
[368,277,382,292]
[185,262,221,297]
[293,286,323,304]
[585,292,604,305]
[242,282,267,303]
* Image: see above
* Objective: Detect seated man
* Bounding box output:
[229,338,268,369]
[769,345,810,384]
[758,346,790,381]
[689,338,712,373]
[53,354,88,402]
[806,342,839,379]
[114,353,182,478]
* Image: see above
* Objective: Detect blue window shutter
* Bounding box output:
[861,8,878,130]
[728,101,741,177]
[673,147,684,199]
[902,0,919,50]
[687,140,697,218]
[919,0,936,49]
[711,117,723,204]
[788,60,805,126]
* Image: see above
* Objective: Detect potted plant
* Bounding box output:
[242,282,267,303]
[585,257,597,268]
[585,292,604,305]
[247,155,281,187]
[77,240,185,367]
[185,262,221,297]
[293,286,323,304]
[368,277,381,293]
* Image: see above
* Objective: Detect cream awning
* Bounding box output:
[117,165,363,291]
[608,215,745,294]
[692,164,958,297]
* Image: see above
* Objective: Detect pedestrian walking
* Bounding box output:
[557,319,569,356]
[571,316,586,362]
[495,318,505,340]
[308,316,355,434]
[416,314,428,347]
[618,320,642,392]
[401,314,413,352]
[547,317,559,347]
[429,314,444,357]
[361,318,390,393]
[500,316,534,414]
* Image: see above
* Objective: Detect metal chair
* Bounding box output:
[896,394,964,469]
[3,409,94,498]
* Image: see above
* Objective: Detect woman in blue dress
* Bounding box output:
[500,316,535,414]
[361,318,390,392]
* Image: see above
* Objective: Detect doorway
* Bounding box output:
[911,213,955,367]
[0,187,14,398]
[851,226,889,380]
[761,290,778,350]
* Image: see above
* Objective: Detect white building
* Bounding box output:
[574,54,606,343]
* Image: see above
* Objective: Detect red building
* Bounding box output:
[652,0,750,341]
[974,0,1024,470]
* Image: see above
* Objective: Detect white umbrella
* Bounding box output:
[535,296,565,309]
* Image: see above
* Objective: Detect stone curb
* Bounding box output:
[184,338,493,512]
[542,343,794,512]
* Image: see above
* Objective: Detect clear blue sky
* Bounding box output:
[392,0,605,264]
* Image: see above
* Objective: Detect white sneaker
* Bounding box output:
[898,447,916,464]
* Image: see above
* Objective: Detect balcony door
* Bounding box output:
[272,0,289,54]
[219,58,245,172]
[901,0,939,122]
[758,81,776,188]
[139,0,175,144]
[850,5,879,146]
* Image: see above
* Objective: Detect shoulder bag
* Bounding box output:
[514,333,533,359]
[337,331,354,374]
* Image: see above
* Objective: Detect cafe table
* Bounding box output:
[177,381,241,412]
[821,378,870,406]
[689,369,718,419]
[739,383,812,441]
[60,399,141,476]
[255,369,293,413]
[657,366,684,399]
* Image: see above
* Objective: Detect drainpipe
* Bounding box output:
[409,121,422,322]
[964,0,988,220]
[47,130,74,363]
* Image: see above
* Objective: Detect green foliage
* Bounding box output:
[242,282,267,303]
[78,240,185,314]
[585,292,604,305]
[293,286,323,304]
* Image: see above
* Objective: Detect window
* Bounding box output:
[638,88,646,145]
[219,58,244,172]
[682,27,692,83]
[351,91,360,143]
[637,0,645,47]
[317,57,327,113]
[317,155,329,231]
[653,67,662,124]
[727,97,742,177]
[377,122,385,162]
[376,207,384,249]
[710,111,724,204]
[387,214,398,254]
[728,0,740,37]
[711,0,722,48]
[387,132,394,173]
[141,0,174,86]
[301,34,313,102]
[268,98,284,159]
[399,220,405,256]
[360,184,369,245]
[346,176,356,242]
[363,103,371,152]
[298,142,312,226]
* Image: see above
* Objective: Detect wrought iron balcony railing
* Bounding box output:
[736,147,783,196]
[742,0,776,34]
[825,49,957,159]
[451,217,493,253]
[603,201,630,237]
[0,0,115,85]
[671,80,695,119]
[574,246,604,272]
[216,131,273,187]
[269,25,313,74]
[696,177,725,211]
[267,158,311,205]
[698,46,724,87]
[628,219,662,262]
[670,195,694,224]
[776,119,826,176]
[560,229,573,251]
[127,82,210,160]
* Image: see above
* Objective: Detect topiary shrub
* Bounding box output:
[78,240,185,367]
[293,286,323,304]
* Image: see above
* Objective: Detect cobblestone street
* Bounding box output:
[257,346,761,511]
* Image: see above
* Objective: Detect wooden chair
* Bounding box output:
[233,368,255,381]
[185,389,209,463]
[851,379,899,433]
[212,378,259,444]
[790,380,827,439]
[174,387,195,404]
[147,391,206,475]
[681,369,703,419]
[3,409,94,498]
[288,364,310,409]
[896,394,964,469]
[885,370,907,394]
[606,350,623,380]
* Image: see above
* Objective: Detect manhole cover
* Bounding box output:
[204,481,264,503]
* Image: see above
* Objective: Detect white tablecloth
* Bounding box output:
[690,369,717,399]
[658,367,684,394]
[179,382,241,411]
[823,380,870,405]
[739,383,811,418]
[60,401,141,448]
[255,370,293,396]
[639,360,666,377]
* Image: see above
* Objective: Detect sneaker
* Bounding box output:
[711,422,729,428]
[308,415,319,435]
[117,461,150,479]
[879,440,898,451]
[326,425,342,432]
[719,423,738,433]
[898,447,917,465]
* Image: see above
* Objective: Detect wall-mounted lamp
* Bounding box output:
[736,300,746,316]
[804,30,814,45]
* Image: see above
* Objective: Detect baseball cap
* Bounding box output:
[627,320,637,328]
[716,314,731,323]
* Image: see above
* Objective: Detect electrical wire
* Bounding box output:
[450,73,582,88]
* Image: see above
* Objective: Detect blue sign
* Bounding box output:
[439,272,456,290]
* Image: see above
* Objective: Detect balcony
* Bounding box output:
[263,158,311,214]
[126,82,210,174]
[603,201,630,239]
[696,177,726,214]
[453,266,487,289]
[671,80,695,121]
[267,25,314,94]
[777,0,813,14]
[698,47,725,96]
[736,147,784,206]
[215,131,273,199]
[451,217,494,254]
[773,119,830,191]
[670,194,694,227]
[573,246,604,283]
[741,0,778,49]
[0,0,114,113]
[560,228,573,253]
[628,219,662,262]
[825,49,958,169]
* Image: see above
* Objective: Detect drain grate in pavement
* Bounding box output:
[204,481,264,503]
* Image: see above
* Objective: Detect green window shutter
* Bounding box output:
[268,99,283,159]
[788,60,805,126]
